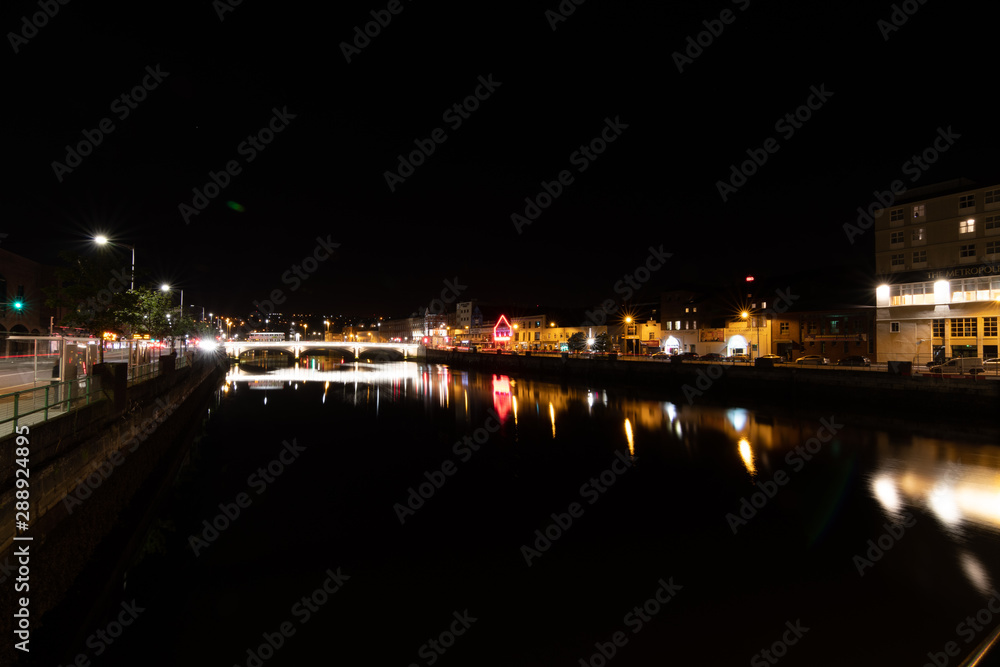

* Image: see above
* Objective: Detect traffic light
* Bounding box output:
[12,300,23,311]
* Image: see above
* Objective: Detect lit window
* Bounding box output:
[912,204,925,219]
[685,307,689,313]
[984,317,998,337]
[950,318,977,337]
[911,228,925,242]
[960,219,975,234]
[960,194,975,210]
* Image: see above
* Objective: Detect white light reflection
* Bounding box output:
[959,551,993,597]
[871,476,902,515]
[728,408,748,433]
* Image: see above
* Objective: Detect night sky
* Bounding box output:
[5,0,997,319]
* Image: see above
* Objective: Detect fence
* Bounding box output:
[0,352,195,437]
[0,377,100,437]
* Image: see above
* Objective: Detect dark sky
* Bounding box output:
[5,0,997,319]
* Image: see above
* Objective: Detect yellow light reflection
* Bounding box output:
[625,418,634,457]
[512,395,518,425]
[549,402,556,438]
[738,438,756,479]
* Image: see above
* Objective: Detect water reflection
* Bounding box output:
[738,437,756,480]
[222,361,1000,552]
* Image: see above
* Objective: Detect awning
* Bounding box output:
[642,341,660,346]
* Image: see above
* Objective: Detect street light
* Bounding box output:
[741,311,760,361]
[160,284,184,317]
[94,235,135,290]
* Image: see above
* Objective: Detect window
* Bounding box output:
[890,231,904,245]
[912,204,925,219]
[950,318,977,337]
[960,244,976,258]
[780,322,789,334]
[675,321,680,330]
[960,219,975,234]
[987,216,999,233]
[911,228,925,243]
[890,322,900,333]
[987,241,999,256]
[891,253,905,267]
[932,319,944,337]
[986,189,999,209]
[890,208,904,222]
[830,320,839,333]
[684,307,689,313]
[960,194,975,210]
[534,331,540,341]
[985,317,998,337]
[912,250,926,264]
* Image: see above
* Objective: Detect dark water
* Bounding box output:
[53,360,1000,666]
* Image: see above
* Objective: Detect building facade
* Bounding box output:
[874,179,1000,363]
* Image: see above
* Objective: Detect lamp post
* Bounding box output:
[741,311,760,361]
[94,235,135,290]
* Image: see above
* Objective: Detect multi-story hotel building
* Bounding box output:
[874,178,1000,364]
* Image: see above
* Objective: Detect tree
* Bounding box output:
[44,251,132,362]
[593,332,611,353]
[567,332,587,353]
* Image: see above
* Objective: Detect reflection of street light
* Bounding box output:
[94,235,135,290]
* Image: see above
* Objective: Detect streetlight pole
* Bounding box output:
[94,236,135,290]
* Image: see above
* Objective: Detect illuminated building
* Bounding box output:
[873,179,1000,363]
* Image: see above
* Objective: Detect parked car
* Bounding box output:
[676,352,699,360]
[700,353,725,362]
[726,354,750,363]
[795,355,829,365]
[837,355,871,367]
[982,358,1000,371]
[758,354,784,362]
[650,352,671,359]
[927,357,985,375]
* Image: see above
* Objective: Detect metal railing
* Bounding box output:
[0,354,198,437]
[0,376,102,437]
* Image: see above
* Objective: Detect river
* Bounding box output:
[53,358,1000,666]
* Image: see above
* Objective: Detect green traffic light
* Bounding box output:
[12,301,23,310]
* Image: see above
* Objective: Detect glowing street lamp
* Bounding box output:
[94,235,135,290]
[741,310,760,361]
[160,284,183,318]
